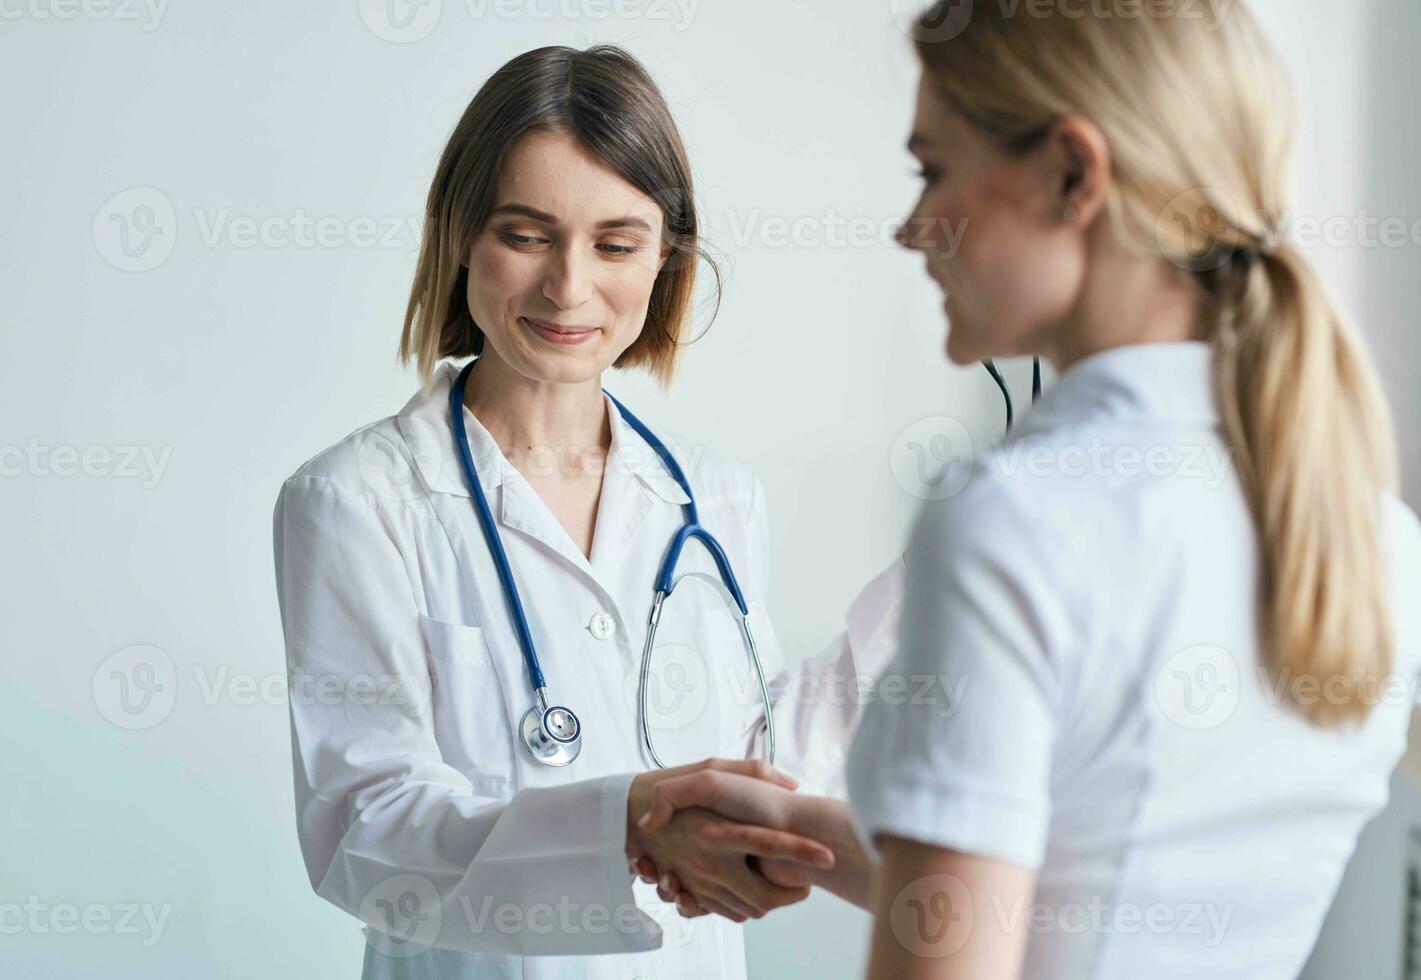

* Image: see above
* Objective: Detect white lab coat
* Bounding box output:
[272,361,904,980]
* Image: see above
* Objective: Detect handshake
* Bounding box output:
[624,759,870,922]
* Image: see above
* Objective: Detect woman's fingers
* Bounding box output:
[693,893,746,922]
[721,862,812,918]
[695,880,758,921]
[656,871,678,903]
[674,892,707,918]
[702,757,797,790]
[702,823,836,870]
[640,771,725,832]
[756,856,817,889]
[633,856,659,885]
[642,768,799,833]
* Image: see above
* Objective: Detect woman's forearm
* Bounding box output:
[789,795,874,909]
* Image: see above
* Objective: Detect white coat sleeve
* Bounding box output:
[273,475,660,956]
[737,476,906,797]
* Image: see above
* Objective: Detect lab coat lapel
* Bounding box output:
[589,395,656,580]
[496,466,601,583]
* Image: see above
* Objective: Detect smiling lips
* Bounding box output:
[521,316,599,346]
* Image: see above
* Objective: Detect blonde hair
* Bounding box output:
[914,0,1399,725]
[399,45,719,392]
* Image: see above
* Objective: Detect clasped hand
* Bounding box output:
[625,758,832,922]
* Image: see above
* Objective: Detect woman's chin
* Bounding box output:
[943,329,982,367]
[507,342,608,386]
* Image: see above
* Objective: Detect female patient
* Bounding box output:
[640,2,1421,977]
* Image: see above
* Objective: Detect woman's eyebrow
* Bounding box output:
[489,202,653,233]
[597,216,653,232]
[489,202,557,223]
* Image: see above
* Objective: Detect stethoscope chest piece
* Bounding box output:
[520,702,582,767]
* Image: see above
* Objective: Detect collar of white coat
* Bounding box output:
[1014,340,1222,437]
[395,360,693,506]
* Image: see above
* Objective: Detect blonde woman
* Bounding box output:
[637,2,1421,977]
[272,44,904,980]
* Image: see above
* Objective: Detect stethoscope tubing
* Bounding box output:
[448,359,775,768]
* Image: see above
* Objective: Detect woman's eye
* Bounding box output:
[499,231,547,248]
[597,242,641,256]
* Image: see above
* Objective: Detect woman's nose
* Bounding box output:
[894,218,915,250]
[542,248,594,310]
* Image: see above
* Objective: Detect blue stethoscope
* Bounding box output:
[448,360,777,769]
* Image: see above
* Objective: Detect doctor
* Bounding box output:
[272,44,902,980]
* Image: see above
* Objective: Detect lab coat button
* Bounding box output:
[588,612,618,640]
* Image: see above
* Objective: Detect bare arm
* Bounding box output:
[865,836,1035,980]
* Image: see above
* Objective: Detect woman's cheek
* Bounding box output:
[467,248,527,319]
[608,269,657,328]
[916,192,967,259]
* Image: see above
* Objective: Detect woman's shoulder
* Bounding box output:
[915,424,1109,554]
[277,414,416,503]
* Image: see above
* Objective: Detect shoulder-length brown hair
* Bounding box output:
[400,44,719,391]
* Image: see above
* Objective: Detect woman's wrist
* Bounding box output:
[788,795,874,908]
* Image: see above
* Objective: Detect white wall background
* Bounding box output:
[0,1,1414,977]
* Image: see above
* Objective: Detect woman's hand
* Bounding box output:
[636,771,874,915]
[625,759,836,922]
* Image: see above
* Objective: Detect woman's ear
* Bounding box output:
[1048,116,1111,226]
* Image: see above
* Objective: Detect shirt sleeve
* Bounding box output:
[845,485,1075,871]
[737,475,908,796]
[273,475,659,956]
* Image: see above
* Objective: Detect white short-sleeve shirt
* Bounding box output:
[846,341,1421,979]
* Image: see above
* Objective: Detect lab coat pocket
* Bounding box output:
[418,613,518,793]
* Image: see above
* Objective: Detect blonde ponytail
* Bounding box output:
[1208,243,1398,725]
[912,0,1401,725]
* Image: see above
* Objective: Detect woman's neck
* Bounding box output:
[1043,237,1207,374]
[464,352,611,472]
